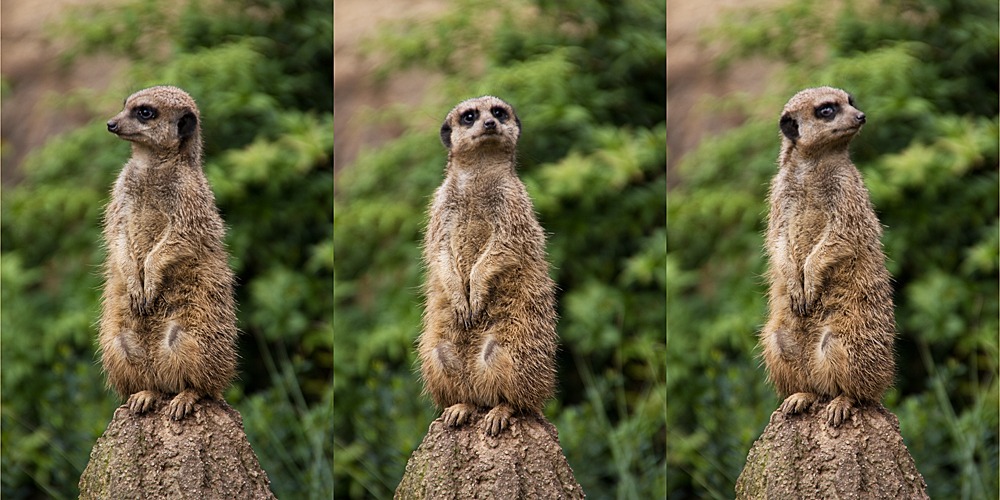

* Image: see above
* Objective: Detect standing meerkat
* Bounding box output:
[418,96,558,436]
[761,86,895,427]
[100,85,238,420]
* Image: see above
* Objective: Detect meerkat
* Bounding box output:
[760,86,895,427]
[417,96,558,436]
[100,85,238,420]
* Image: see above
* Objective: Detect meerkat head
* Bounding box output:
[107,85,201,155]
[440,96,521,161]
[779,86,865,157]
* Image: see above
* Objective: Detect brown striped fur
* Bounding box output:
[761,87,895,427]
[100,86,238,420]
[418,96,558,436]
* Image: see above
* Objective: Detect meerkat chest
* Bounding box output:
[444,172,508,270]
[788,203,827,255]
[781,170,835,256]
[448,195,495,271]
[128,199,170,258]
[122,168,176,255]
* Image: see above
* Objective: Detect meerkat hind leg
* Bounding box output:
[779,392,818,415]
[825,395,854,427]
[127,390,161,414]
[167,389,201,420]
[443,403,476,428]
[484,402,515,436]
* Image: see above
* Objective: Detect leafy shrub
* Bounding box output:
[669,0,998,497]
[1,1,333,498]
[334,0,667,498]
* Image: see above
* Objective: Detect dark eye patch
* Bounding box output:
[460,109,478,126]
[135,105,158,122]
[814,102,839,120]
[490,107,508,121]
[847,94,856,107]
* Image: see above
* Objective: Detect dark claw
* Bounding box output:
[456,310,472,330]
[131,296,149,316]
[792,298,809,316]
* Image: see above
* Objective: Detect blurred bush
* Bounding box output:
[1,0,333,498]
[668,0,998,498]
[334,0,666,498]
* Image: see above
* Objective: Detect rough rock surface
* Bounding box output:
[79,398,277,500]
[395,410,585,499]
[736,400,929,499]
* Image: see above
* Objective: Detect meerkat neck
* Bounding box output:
[131,142,202,170]
[129,145,165,170]
[782,146,851,172]
[448,154,515,176]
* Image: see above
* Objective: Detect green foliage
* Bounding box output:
[335,0,666,497]
[1,1,332,498]
[671,0,998,497]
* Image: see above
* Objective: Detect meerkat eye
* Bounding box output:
[460,110,478,126]
[491,107,508,120]
[847,95,856,107]
[135,106,158,121]
[815,103,838,119]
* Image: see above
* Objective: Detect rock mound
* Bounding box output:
[395,410,584,499]
[736,400,928,500]
[79,398,276,500]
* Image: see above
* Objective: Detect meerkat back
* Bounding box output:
[418,96,558,436]
[760,86,895,427]
[100,85,238,420]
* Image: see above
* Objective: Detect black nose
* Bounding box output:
[107,121,118,132]
[484,119,496,130]
[856,113,866,124]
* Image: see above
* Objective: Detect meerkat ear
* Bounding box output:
[440,121,452,149]
[177,111,198,139]
[779,113,799,141]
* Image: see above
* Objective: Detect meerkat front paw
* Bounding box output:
[141,275,160,311]
[127,281,148,315]
[127,390,161,414]
[787,281,810,315]
[452,296,473,329]
[442,403,475,428]
[484,403,515,436]
[803,283,821,314]
[825,395,854,427]
[167,390,200,420]
[468,293,484,324]
[779,392,817,415]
